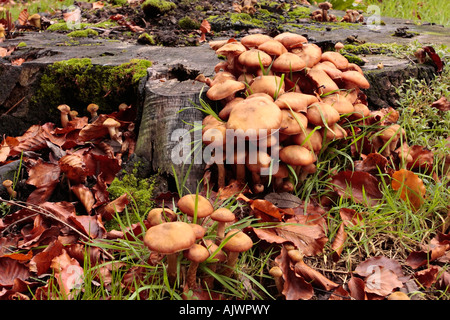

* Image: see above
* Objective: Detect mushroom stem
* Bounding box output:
[186,262,200,288]
[223,251,239,278]
[2,180,17,198]
[217,163,226,189]
[269,266,284,295]
[166,253,178,285]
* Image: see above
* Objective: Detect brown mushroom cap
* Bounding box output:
[292,127,323,153]
[206,79,246,101]
[279,109,308,135]
[218,97,244,120]
[279,145,315,166]
[58,104,71,114]
[223,229,253,252]
[87,103,99,115]
[307,102,341,126]
[272,52,306,73]
[216,41,247,58]
[144,221,196,254]
[320,51,349,70]
[241,34,273,48]
[246,151,272,173]
[204,239,227,262]
[238,49,273,71]
[2,180,13,188]
[340,71,370,89]
[103,117,121,131]
[275,92,319,113]
[184,243,210,263]
[147,208,176,226]
[257,39,288,56]
[322,93,355,114]
[248,75,285,98]
[274,32,308,50]
[291,43,322,68]
[226,95,283,139]
[318,1,333,10]
[177,194,214,218]
[190,223,206,240]
[306,68,339,95]
[211,208,236,223]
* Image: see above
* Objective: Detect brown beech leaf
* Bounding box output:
[71,184,95,214]
[96,193,129,221]
[252,214,327,256]
[391,169,426,211]
[368,107,399,126]
[406,145,434,172]
[294,259,339,291]
[26,159,60,188]
[78,114,110,142]
[0,250,32,261]
[29,240,64,276]
[274,246,314,300]
[331,223,346,262]
[355,256,405,280]
[331,171,383,206]
[69,214,106,239]
[0,257,30,287]
[364,266,403,297]
[431,96,450,112]
[59,153,88,184]
[423,46,444,73]
[17,9,29,26]
[250,199,283,221]
[354,152,388,174]
[405,244,449,269]
[347,276,367,300]
[413,265,440,288]
[51,250,84,298]
[9,124,48,157]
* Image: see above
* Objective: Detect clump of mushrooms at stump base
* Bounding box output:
[222,229,253,278]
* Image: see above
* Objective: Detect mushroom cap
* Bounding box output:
[57,104,71,114]
[292,127,323,153]
[257,39,288,56]
[210,71,236,86]
[318,1,333,10]
[322,93,355,114]
[226,95,283,138]
[387,291,410,300]
[147,208,176,226]
[206,79,246,101]
[272,52,306,73]
[269,266,283,278]
[240,34,273,48]
[307,102,341,126]
[103,117,121,128]
[334,42,344,51]
[204,239,227,262]
[219,97,244,120]
[275,92,318,113]
[184,243,209,263]
[274,32,308,50]
[144,221,196,254]
[291,43,322,68]
[216,41,247,57]
[2,180,13,188]
[248,75,285,98]
[190,223,206,239]
[223,229,253,252]
[87,103,99,113]
[177,194,214,218]
[246,151,272,173]
[306,68,339,95]
[340,71,370,89]
[238,49,273,70]
[320,51,349,70]
[279,109,308,135]
[211,207,236,223]
[279,145,315,166]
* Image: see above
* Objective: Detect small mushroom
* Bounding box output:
[144,221,196,285]
[387,291,410,300]
[318,2,332,22]
[0,25,5,39]
[184,243,210,288]
[211,208,236,242]
[103,118,122,143]
[269,266,283,295]
[2,180,17,198]
[69,110,79,121]
[177,194,214,222]
[57,104,71,128]
[222,229,253,277]
[28,13,41,29]
[206,79,246,103]
[240,34,273,49]
[87,103,99,120]
[334,42,344,52]
[147,208,176,226]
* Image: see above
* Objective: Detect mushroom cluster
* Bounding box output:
[143,193,253,289]
[198,32,372,193]
[311,2,337,22]
[340,9,364,23]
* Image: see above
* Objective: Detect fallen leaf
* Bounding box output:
[423,46,444,72]
[11,58,25,66]
[71,184,95,213]
[0,257,30,287]
[250,199,283,221]
[294,259,339,291]
[431,96,450,112]
[364,266,403,297]
[413,265,440,288]
[0,250,32,261]
[17,9,28,26]
[391,169,426,210]
[331,171,383,206]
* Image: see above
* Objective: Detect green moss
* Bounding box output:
[288,6,311,19]
[137,32,156,45]
[67,28,99,38]
[343,42,410,55]
[47,22,89,32]
[32,58,152,117]
[107,162,157,219]
[17,41,27,47]
[178,16,201,30]
[142,0,176,17]
[342,53,364,65]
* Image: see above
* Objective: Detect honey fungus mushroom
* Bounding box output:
[2,180,17,198]
[147,208,176,226]
[87,103,99,119]
[57,104,71,128]
[144,221,196,284]
[177,194,214,221]
[211,207,236,241]
[222,229,253,277]
[184,243,210,288]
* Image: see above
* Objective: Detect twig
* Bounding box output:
[0,197,114,260]
[4,96,25,115]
